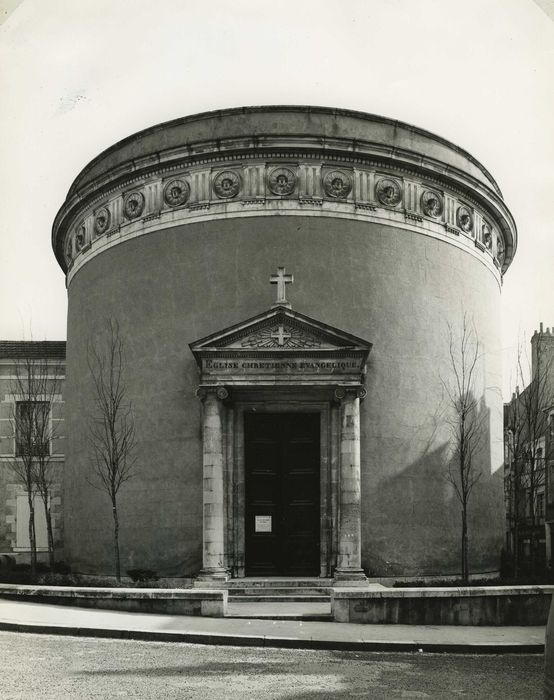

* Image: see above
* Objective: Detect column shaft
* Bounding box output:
[335,392,367,584]
[198,390,228,580]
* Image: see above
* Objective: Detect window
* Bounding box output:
[15,493,48,550]
[15,401,50,457]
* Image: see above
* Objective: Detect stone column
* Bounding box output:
[334,386,368,585]
[196,386,229,582]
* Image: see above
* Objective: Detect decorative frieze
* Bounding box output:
[61,157,510,279]
[240,324,322,349]
[445,224,460,236]
[355,203,377,211]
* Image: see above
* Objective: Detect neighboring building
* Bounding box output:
[0,342,66,563]
[504,325,554,575]
[547,399,554,571]
[47,106,517,581]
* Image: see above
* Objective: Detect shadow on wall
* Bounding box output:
[365,398,504,577]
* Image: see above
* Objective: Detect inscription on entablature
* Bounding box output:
[203,359,361,373]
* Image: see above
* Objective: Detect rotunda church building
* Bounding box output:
[53,106,516,581]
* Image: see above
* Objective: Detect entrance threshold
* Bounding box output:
[227,577,333,587]
[225,600,332,621]
[224,577,333,619]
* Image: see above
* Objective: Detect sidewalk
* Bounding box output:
[0,599,545,653]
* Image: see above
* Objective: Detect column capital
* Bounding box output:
[333,385,367,403]
[195,385,229,402]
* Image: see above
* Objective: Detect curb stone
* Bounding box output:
[0,621,544,654]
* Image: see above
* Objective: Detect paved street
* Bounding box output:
[0,631,544,699]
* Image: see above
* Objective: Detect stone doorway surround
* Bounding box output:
[190,305,371,584]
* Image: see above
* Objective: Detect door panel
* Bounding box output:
[245,412,320,576]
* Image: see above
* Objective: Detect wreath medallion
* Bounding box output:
[323,170,352,199]
[213,171,241,199]
[456,205,473,233]
[124,191,145,220]
[94,207,111,235]
[75,225,86,252]
[421,191,443,218]
[376,178,402,207]
[481,223,492,249]
[268,167,296,196]
[164,179,190,207]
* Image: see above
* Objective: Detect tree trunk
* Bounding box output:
[45,501,55,569]
[513,520,520,578]
[37,488,55,569]
[27,492,37,577]
[112,502,121,582]
[461,506,469,584]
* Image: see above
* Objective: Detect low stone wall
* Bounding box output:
[0,584,227,617]
[332,586,554,626]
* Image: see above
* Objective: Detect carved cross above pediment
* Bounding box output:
[270,267,293,308]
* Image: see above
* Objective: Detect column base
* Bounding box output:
[194,568,230,586]
[333,568,368,587]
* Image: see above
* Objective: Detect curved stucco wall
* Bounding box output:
[54,106,514,577]
[64,215,503,576]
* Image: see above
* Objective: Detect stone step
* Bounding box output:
[226,612,334,621]
[226,601,332,621]
[228,594,330,603]
[228,587,331,597]
[225,578,333,589]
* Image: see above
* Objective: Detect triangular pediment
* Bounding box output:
[190,306,371,387]
[190,306,371,354]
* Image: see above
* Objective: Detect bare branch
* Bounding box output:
[6,341,64,571]
[86,319,136,580]
[443,313,485,583]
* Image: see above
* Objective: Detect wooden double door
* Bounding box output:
[245,412,320,576]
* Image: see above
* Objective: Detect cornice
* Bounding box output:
[64,106,504,198]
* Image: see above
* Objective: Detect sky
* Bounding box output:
[0,0,553,399]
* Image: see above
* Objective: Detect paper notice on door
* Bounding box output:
[255,515,272,532]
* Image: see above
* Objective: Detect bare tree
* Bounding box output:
[442,314,484,584]
[505,334,553,577]
[87,320,136,581]
[8,343,62,572]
